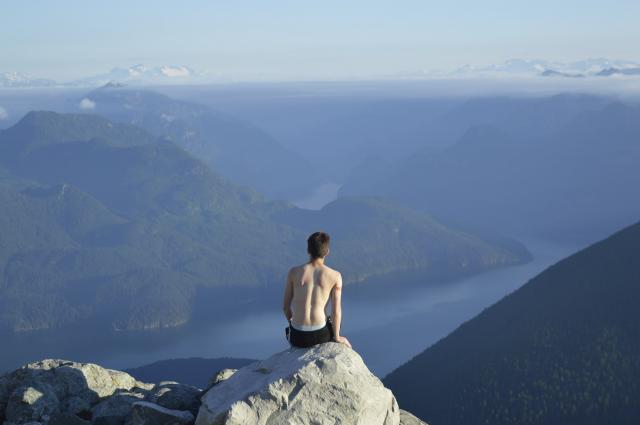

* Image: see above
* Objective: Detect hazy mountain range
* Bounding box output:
[400,58,640,79]
[0,72,57,88]
[2,58,640,88]
[341,94,640,244]
[70,65,215,87]
[0,110,527,333]
[0,65,221,88]
[72,86,323,200]
[125,357,256,389]
[385,220,640,425]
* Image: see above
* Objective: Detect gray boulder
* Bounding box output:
[206,369,237,391]
[48,412,91,425]
[1,359,138,407]
[90,394,140,424]
[55,361,137,401]
[148,382,202,416]
[125,401,194,425]
[59,395,92,416]
[196,342,399,425]
[0,359,150,424]
[133,381,155,392]
[93,417,126,425]
[399,409,428,425]
[5,384,59,424]
[200,369,237,400]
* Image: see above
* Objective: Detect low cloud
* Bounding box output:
[79,98,96,110]
[0,106,7,120]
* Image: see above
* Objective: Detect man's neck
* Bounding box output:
[309,257,325,266]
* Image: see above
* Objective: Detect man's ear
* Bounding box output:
[327,248,330,257]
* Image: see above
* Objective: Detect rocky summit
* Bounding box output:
[0,344,426,425]
[197,342,425,425]
[0,359,200,425]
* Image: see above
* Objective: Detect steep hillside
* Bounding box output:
[0,111,529,332]
[385,221,640,425]
[275,196,529,283]
[77,87,323,199]
[0,112,298,331]
[341,96,640,243]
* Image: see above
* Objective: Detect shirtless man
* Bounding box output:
[283,231,352,349]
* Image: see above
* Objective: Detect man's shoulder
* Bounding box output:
[288,264,305,275]
[323,265,342,280]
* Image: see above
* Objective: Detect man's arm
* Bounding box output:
[282,268,294,321]
[331,273,352,348]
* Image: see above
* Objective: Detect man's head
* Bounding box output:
[307,231,330,259]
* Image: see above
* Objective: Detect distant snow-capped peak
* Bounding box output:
[67,64,203,87]
[0,71,56,87]
[127,64,148,77]
[113,64,193,79]
[449,58,640,77]
[159,65,192,77]
[0,64,222,88]
[102,64,195,80]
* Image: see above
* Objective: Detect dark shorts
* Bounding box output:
[286,317,335,348]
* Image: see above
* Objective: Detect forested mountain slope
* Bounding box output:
[0,111,529,332]
[385,221,640,425]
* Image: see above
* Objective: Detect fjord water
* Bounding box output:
[0,234,580,377]
[291,182,342,210]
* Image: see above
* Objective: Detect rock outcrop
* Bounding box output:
[196,342,401,425]
[0,345,427,425]
[399,410,428,425]
[0,359,198,425]
[127,401,194,425]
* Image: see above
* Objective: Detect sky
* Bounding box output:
[1,0,639,81]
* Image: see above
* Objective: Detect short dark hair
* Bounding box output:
[307,231,330,259]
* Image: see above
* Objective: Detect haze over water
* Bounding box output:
[0,81,632,379]
[0,179,581,377]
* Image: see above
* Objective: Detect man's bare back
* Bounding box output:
[283,232,351,348]
[288,262,339,327]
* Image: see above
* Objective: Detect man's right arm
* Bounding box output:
[331,272,351,348]
[282,268,294,321]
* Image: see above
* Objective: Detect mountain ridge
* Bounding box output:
[3,58,640,88]
[76,87,323,199]
[0,110,529,333]
[341,96,640,243]
[384,220,640,425]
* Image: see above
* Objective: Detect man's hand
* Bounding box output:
[335,335,352,349]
